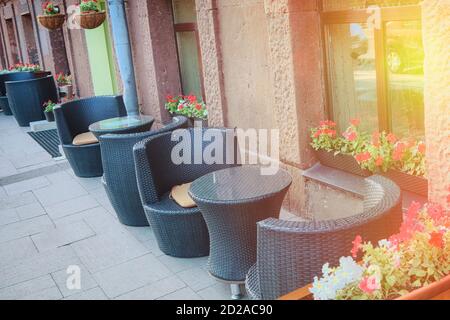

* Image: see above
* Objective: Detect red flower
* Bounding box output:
[313,130,322,138]
[355,152,371,163]
[393,143,406,161]
[351,235,362,258]
[195,104,202,111]
[375,156,383,167]
[387,133,397,144]
[429,232,444,249]
[350,119,360,127]
[319,120,336,127]
[178,104,184,110]
[186,95,197,103]
[418,142,426,154]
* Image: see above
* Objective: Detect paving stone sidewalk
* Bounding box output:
[0,114,238,300]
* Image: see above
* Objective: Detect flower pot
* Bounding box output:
[187,118,208,128]
[33,71,51,78]
[37,14,66,30]
[382,170,428,197]
[396,274,450,300]
[44,111,55,122]
[315,149,371,177]
[280,274,450,300]
[58,85,73,98]
[75,11,106,29]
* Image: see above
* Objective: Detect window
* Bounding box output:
[5,18,20,64]
[171,0,205,100]
[21,14,39,65]
[322,0,424,139]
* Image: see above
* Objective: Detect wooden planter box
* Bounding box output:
[315,149,371,177]
[382,170,428,197]
[37,14,66,30]
[280,274,450,300]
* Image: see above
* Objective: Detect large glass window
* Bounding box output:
[322,1,424,139]
[171,0,204,100]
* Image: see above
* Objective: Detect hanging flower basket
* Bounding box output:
[37,14,66,30]
[75,11,106,30]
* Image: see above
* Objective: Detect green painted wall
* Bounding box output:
[85,1,117,95]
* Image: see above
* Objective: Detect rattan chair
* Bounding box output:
[99,116,188,226]
[6,75,58,126]
[133,127,240,258]
[245,175,402,300]
[54,96,126,178]
[0,72,36,115]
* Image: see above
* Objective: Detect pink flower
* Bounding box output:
[359,276,380,294]
[343,130,357,142]
[351,235,362,258]
[427,204,443,222]
[350,119,360,127]
[387,133,397,144]
[418,143,426,154]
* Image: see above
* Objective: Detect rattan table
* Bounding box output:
[89,115,154,138]
[189,165,292,299]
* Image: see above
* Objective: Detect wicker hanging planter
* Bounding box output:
[75,11,106,29]
[37,14,66,30]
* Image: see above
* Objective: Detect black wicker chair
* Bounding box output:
[99,116,188,226]
[133,127,240,258]
[5,75,58,126]
[54,96,127,178]
[245,175,402,300]
[0,72,37,116]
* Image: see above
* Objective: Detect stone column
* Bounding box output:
[195,0,226,127]
[263,0,326,213]
[422,0,450,210]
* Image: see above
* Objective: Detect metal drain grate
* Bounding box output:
[28,129,62,158]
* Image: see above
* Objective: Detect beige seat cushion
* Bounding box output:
[73,132,98,146]
[170,183,197,208]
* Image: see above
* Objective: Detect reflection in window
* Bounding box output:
[386,20,424,139]
[172,0,204,100]
[326,23,378,133]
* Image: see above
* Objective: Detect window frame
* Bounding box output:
[172,20,206,101]
[320,3,422,133]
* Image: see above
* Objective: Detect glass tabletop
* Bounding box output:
[189,166,292,203]
[89,115,154,132]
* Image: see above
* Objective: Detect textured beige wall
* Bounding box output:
[216,0,277,130]
[422,0,450,210]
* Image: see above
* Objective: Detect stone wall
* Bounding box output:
[422,0,450,210]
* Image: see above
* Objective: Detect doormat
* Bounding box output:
[28,129,62,158]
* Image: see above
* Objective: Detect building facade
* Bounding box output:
[0,0,448,213]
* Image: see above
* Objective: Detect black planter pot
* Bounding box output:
[44,111,55,122]
[0,96,12,115]
[382,170,428,197]
[315,149,371,177]
[186,118,208,128]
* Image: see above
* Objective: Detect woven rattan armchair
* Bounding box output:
[6,75,58,126]
[99,116,188,226]
[54,96,126,178]
[133,127,240,258]
[245,175,402,300]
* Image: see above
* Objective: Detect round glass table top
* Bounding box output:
[89,115,154,132]
[189,166,292,203]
